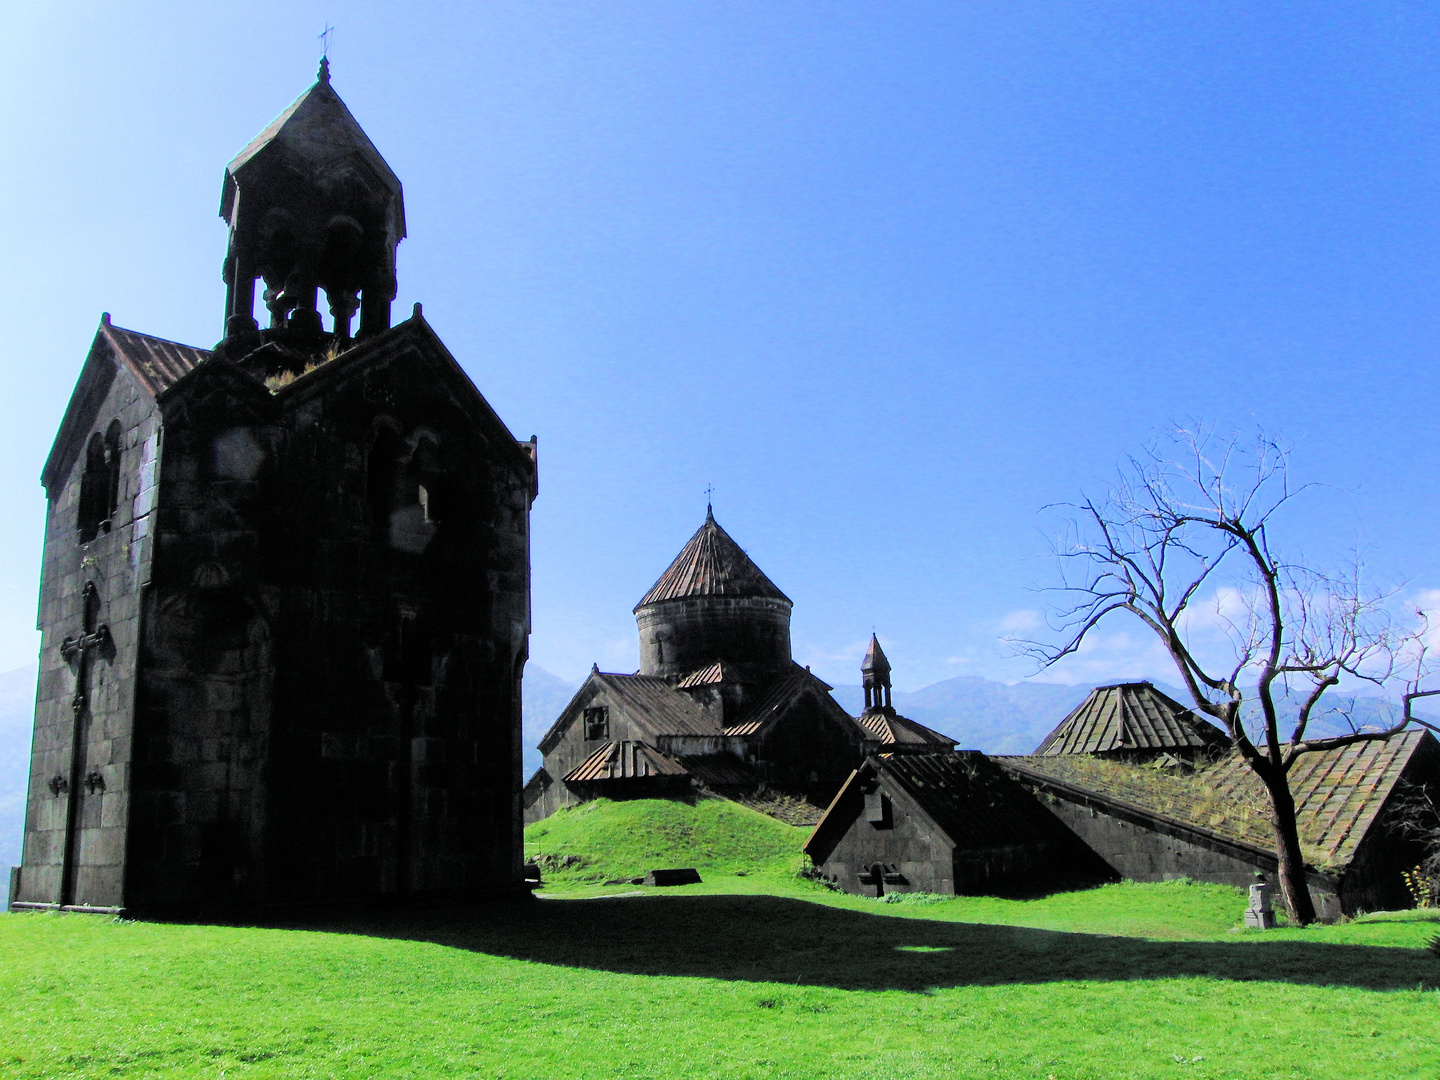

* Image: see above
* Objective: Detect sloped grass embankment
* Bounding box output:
[523,795,810,883]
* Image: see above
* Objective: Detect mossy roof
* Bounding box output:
[999,728,1438,871]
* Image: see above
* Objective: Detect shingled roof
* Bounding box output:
[721,665,843,737]
[564,741,689,783]
[1000,728,1439,871]
[1034,681,1226,756]
[855,708,956,751]
[42,317,214,494]
[806,752,1070,858]
[635,508,791,609]
[100,319,211,397]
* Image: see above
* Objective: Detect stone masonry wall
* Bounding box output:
[20,360,159,909]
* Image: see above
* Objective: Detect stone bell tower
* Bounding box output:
[14,64,537,915]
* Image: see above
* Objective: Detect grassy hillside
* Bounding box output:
[3,884,1438,1079]
[7,790,1440,1078]
[524,796,810,883]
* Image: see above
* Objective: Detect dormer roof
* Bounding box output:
[634,507,791,610]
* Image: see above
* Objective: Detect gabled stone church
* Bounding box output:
[523,509,952,822]
[14,64,537,914]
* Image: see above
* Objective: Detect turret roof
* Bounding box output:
[634,508,791,609]
[220,65,405,235]
[861,635,891,676]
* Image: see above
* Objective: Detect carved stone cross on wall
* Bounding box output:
[60,582,111,717]
[53,580,111,906]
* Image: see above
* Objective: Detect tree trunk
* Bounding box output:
[1264,778,1317,925]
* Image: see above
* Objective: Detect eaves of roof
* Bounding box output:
[564,740,689,783]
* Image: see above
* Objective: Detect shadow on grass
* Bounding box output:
[274,893,1438,993]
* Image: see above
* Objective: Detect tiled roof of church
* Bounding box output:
[676,660,742,688]
[635,507,791,609]
[595,673,722,738]
[722,666,839,736]
[855,708,956,749]
[101,319,211,397]
[882,752,1075,849]
[999,728,1438,870]
[1034,681,1226,756]
[564,740,689,783]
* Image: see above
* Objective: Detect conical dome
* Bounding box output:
[634,509,793,679]
[634,507,791,609]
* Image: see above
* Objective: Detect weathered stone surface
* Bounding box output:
[15,70,536,915]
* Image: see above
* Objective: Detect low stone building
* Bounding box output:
[803,677,1440,916]
[998,729,1440,919]
[802,752,1085,896]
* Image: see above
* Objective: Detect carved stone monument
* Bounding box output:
[1244,875,1277,929]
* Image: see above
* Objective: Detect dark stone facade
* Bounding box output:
[15,67,536,914]
[804,707,1438,919]
[803,753,1089,896]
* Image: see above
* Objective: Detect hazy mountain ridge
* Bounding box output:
[830,678,1094,754]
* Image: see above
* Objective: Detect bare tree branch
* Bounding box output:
[1020,424,1436,925]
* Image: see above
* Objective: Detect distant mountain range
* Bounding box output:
[2,660,1427,874]
[828,677,1094,754]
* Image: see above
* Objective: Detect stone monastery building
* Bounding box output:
[524,508,952,822]
[14,64,537,914]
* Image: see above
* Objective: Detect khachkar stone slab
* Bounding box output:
[1244,878,1277,929]
[14,61,538,916]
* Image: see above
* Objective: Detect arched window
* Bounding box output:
[410,438,444,524]
[77,421,122,543]
[367,428,404,530]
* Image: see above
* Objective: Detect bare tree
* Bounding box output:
[1025,425,1439,925]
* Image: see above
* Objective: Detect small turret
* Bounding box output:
[861,635,892,711]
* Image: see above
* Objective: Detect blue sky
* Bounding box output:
[1,2,1438,693]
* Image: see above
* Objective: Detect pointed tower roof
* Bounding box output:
[220,63,405,237]
[861,635,891,676]
[634,508,791,609]
[1034,682,1227,757]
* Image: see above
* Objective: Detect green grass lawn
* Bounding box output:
[3,798,1439,1079]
